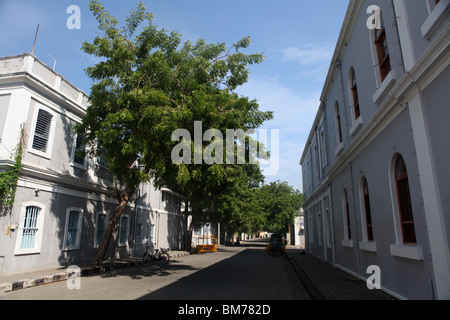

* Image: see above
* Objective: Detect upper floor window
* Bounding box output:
[374,15,391,82]
[29,105,57,159]
[422,0,449,39]
[32,109,52,152]
[335,102,343,144]
[350,68,360,121]
[320,130,327,167]
[71,133,87,169]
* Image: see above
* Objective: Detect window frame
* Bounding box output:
[348,68,364,137]
[342,189,353,248]
[374,16,391,82]
[28,104,57,159]
[119,214,129,247]
[94,211,108,248]
[70,133,88,170]
[361,177,374,242]
[14,202,46,255]
[394,155,417,245]
[63,207,84,251]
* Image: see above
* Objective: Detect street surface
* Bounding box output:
[0,244,309,300]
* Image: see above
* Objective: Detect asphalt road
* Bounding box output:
[0,245,309,300]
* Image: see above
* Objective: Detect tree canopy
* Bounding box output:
[77,0,273,265]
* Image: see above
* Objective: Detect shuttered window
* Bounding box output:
[32,109,52,152]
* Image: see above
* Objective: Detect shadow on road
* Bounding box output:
[98,260,200,280]
[137,247,296,300]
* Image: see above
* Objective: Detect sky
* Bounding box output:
[0,0,349,192]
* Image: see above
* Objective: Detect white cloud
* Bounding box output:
[280,44,334,66]
[237,77,320,191]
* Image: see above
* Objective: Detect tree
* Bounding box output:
[77,0,272,266]
[258,181,303,233]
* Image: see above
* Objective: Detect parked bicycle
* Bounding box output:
[142,241,170,264]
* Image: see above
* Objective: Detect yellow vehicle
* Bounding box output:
[196,236,218,253]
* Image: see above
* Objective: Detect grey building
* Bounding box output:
[0,53,187,275]
[300,0,450,300]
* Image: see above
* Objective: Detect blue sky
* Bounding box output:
[0,0,349,191]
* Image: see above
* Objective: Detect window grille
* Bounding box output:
[20,206,41,249]
[66,210,80,247]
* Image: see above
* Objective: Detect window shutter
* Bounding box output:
[32,109,52,152]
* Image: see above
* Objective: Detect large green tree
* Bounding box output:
[77,0,272,266]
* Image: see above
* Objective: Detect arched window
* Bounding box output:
[343,189,351,240]
[350,68,360,121]
[362,177,374,241]
[394,155,417,244]
[335,102,343,144]
[374,13,391,82]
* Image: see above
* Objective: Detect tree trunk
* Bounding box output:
[93,187,135,267]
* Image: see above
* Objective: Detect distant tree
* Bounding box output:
[258,181,303,234]
[77,0,272,266]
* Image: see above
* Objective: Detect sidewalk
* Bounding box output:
[0,251,190,293]
[285,249,396,300]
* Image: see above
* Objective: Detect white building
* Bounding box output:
[0,53,187,275]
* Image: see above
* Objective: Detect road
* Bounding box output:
[0,245,309,300]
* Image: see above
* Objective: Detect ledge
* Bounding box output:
[390,244,423,261]
[359,241,377,252]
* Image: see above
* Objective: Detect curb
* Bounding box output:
[0,251,190,293]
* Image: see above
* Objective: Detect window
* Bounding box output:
[422,0,449,39]
[95,212,107,247]
[15,202,46,255]
[29,106,57,159]
[32,109,52,152]
[351,69,360,121]
[394,155,417,244]
[320,130,327,167]
[343,189,351,240]
[314,144,320,175]
[119,215,129,246]
[96,147,108,168]
[325,208,332,248]
[335,102,343,144]
[136,223,143,244]
[63,208,84,250]
[374,15,391,82]
[362,177,374,241]
[71,133,87,168]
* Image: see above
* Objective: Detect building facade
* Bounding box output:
[300,0,450,300]
[0,53,187,275]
